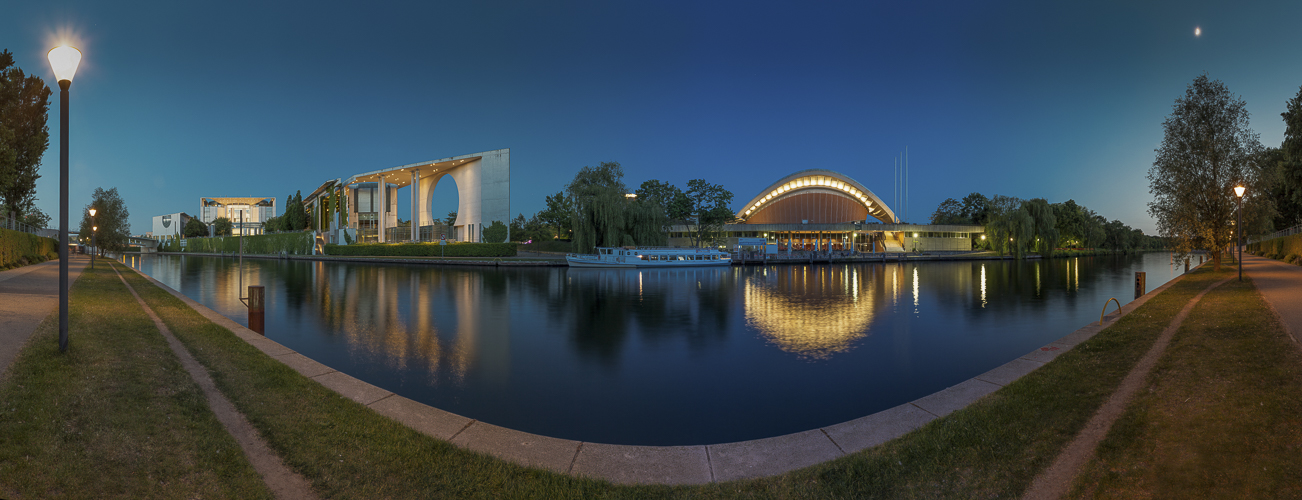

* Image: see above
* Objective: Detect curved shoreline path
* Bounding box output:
[121,258,1197,486]
[0,258,88,379]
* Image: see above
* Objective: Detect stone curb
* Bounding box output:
[120,259,1200,486]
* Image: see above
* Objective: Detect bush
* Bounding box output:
[0,227,58,269]
[482,220,508,243]
[183,232,313,255]
[323,242,516,257]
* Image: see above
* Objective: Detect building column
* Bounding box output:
[410,170,420,242]
[378,175,386,243]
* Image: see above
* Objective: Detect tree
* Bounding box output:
[0,50,52,221]
[20,206,48,229]
[1022,198,1059,258]
[284,191,308,231]
[982,194,1023,256]
[1271,84,1302,229]
[636,179,692,223]
[213,217,233,236]
[1148,75,1264,270]
[684,178,734,248]
[568,162,629,253]
[183,217,209,238]
[536,192,572,240]
[482,220,508,243]
[77,187,130,255]
[509,214,527,242]
[445,211,457,227]
[929,198,966,224]
[960,193,991,225]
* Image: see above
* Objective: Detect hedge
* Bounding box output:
[323,242,516,258]
[1,227,58,269]
[183,232,314,255]
[1248,232,1302,264]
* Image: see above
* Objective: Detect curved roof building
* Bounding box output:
[735,169,895,225]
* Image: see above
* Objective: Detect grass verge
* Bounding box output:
[116,260,1237,498]
[0,262,271,499]
[1067,276,1302,498]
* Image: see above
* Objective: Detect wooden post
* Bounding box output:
[1134,271,1146,299]
[248,285,265,335]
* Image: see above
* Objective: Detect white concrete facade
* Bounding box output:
[151,212,192,238]
[344,149,511,243]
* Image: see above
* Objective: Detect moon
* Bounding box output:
[1195,26,1201,36]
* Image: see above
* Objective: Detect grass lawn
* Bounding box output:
[1067,276,1302,498]
[0,262,272,499]
[113,260,1243,499]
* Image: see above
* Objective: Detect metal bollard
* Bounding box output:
[1185,258,1189,272]
[1134,271,1146,299]
[247,285,265,335]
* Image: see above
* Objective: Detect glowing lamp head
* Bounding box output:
[47,46,82,83]
[88,208,97,217]
[92,226,98,232]
[1234,185,1245,198]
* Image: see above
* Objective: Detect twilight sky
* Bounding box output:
[5,0,1301,235]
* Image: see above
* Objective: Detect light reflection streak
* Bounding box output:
[912,267,919,313]
[980,264,987,308]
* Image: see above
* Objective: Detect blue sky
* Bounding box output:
[5,0,1301,234]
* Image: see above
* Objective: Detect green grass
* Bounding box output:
[0,262,271,499]
[113,261,1237,498]
[1067,276,1302,498]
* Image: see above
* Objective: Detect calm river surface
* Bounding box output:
[120,252,1187,445]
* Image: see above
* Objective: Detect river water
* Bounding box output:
[120,252,1187,445]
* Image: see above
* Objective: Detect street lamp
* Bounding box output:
[49,45,82,353]
[1234,184,1245,281]
[88,207,96,269]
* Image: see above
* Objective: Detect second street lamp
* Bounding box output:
[48,45,82,353]
[1234,184,1245,282]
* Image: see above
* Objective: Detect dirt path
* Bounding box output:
[111,263,319,500]
[1020,275,1234,500]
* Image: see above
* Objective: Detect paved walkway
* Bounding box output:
[0,257,90,379]
[1241,254,1302,344]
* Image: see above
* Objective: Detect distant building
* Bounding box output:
[199,197,277,235]
[667,169,982,253]
[151,212,193,238]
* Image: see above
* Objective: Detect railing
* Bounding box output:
[2,216,48,236]
[1250,222,1302,244]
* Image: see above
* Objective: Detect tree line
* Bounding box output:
[0,49,51,227]
[930,194,1163,257]
[506,161,734,254]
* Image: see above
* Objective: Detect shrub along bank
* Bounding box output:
[1249,232,1302,265]
[0,226,58,269]
[179,232,314,255]
[324,242,516,258]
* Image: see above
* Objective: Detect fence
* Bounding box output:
[2,213,54,237]
[1250,223,1302,244]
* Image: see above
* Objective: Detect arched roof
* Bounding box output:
[736,169,896,224]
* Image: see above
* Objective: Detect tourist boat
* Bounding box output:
[566,246,731,268]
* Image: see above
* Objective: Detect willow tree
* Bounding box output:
[1148,75,1264,270]
[1022,198,1059,258]
[568,162,629,253]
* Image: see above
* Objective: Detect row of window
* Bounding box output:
[640,254,725,261]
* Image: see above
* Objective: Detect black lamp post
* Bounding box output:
[88,207,97,270]
[1235,185,1245,281]
[48,45,82,353]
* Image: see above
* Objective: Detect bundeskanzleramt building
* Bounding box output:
[151,212,192,238]
[667,169,983,253]
[199,197,277,235]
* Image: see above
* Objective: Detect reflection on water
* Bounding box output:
[122,252,1188,445]
[744,265,883,359]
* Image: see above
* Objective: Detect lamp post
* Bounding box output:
[1234,184,1245,281]
[49,45,82,353]
[88,207,97,269]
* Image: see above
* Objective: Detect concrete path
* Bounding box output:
[0,257,89,380]
[1241,254,1302,344]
